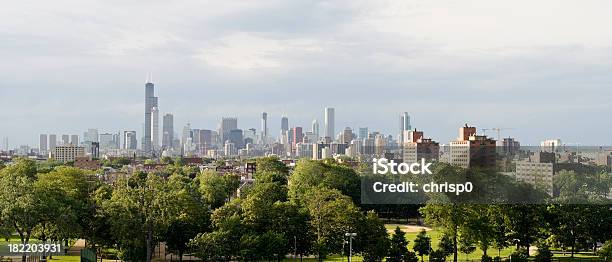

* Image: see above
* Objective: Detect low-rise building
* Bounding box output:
[53,144,85,163]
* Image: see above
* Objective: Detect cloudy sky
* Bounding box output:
[1,0,611,147]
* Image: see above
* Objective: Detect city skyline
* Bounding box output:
[2,79,610,149]
[2,1,612,146]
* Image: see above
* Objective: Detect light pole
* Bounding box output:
[345,233,357,262]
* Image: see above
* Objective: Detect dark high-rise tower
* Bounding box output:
[219,117,238,143]
[144,79,158,153]
[281,115,289,132]
[261,112,268,144]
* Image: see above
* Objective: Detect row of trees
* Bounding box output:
[1,157,611,262]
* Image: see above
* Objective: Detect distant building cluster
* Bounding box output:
[1,79,610,198]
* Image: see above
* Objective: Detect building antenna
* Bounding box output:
[146,72,153,83]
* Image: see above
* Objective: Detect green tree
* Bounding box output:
[359,211,390,262]
[104,173,180,262]
[160,156,174,165]
[163,174,210,261]
[429,249,448,262]
[289,159,361,204]
[438,234,455,257]
[502,204,546,251]
[458,237,476,260]
[598,240,612,261]
[413,229,432,261]
[387,226,417,262]
[198,171,240,209]
[191,199,243,261]
[534,244,552,262]
[255,156,289,176]
[303,187,361,260]
[0,158,43,262]
[488,205,510,257]
[420,204,468,262]
[462,205,496,257]
[33,167,92,249]
[82,183,114,257]
[547,204,588,257]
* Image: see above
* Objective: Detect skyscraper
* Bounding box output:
[399,112,411,145]
[358,127,368,139]
[312,119,319,140]
[292,127,303,147]
[61,134,69,145]
[99,133,115,150]
[85,129,99,143]
[70,135,79,145]
[144,80,158,153]
[281,115,289,132]
[182,123,193,153]
[162,113,174,148]
[228,129,244,149]
[261,112,268,143]
[342,127,354,144]
[39,134,48,152]
[1,137,8,151]
[49,134,57,151]
[324,107,335,139]
[124,131,137,150]
[219,117,238,142]
[151,106,160,150]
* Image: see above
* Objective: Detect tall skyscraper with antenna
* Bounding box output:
[144,76,158,153]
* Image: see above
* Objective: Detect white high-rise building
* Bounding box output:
[399,112,411,145]
[124,131,137,150]
[1,137,7,151]
[151,106,160,150]
[86,129,99,143]
[182,123,193,154]
[99,133,115,150]
[312,119,319,141]
[324,107,335,139]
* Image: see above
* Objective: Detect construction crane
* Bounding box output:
[481,128,514,141]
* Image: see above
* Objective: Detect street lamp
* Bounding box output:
[345,233,357,262]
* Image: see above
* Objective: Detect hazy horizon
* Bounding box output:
[2,0,612,147]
